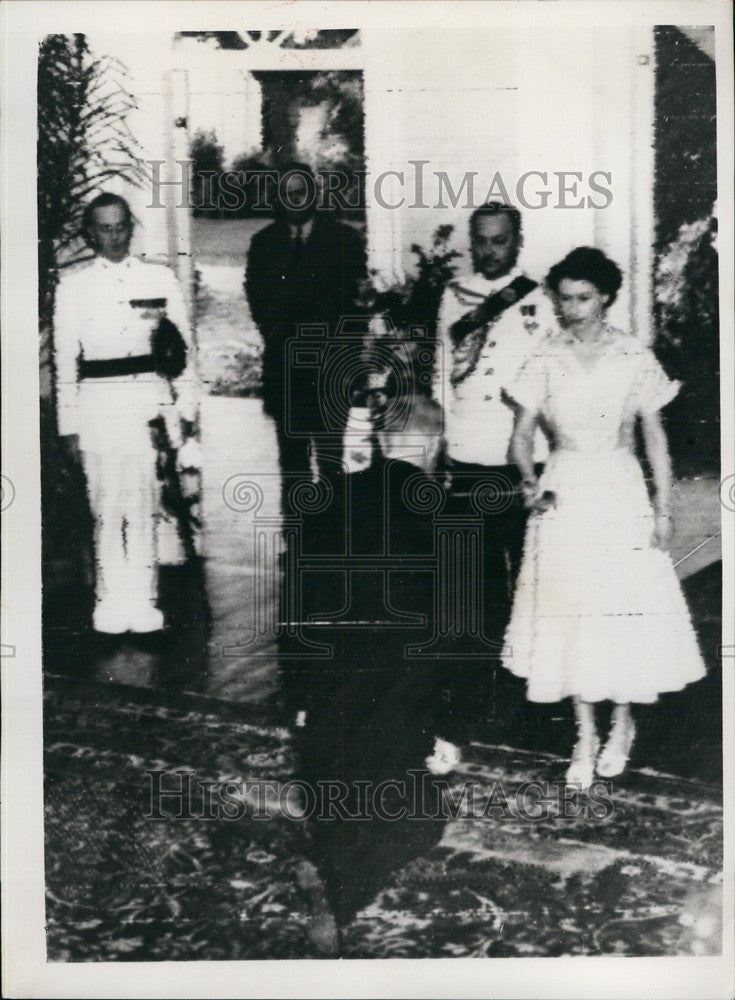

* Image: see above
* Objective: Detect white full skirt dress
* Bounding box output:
[502,329,707,704]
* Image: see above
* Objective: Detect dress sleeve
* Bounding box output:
[504,350,547,413]
[636,349,680,414]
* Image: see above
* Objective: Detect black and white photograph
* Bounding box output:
[2,1,734,996]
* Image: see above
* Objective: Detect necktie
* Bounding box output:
[287,226,306,278]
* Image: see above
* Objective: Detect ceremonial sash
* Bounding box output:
[448,274,538,386]
[449,274,538,346]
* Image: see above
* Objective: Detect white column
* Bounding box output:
[629,26,656,343]
[361,27,404,287]
[164,67,194,318]
[589,27,634,333]
[242,71,264,152]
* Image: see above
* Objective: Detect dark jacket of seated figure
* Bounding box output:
[288,397,452,927]
[283,391,451,753]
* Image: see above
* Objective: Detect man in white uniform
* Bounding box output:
[433,202,556,680]
[54,193,198,634]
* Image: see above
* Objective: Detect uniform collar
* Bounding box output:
[96,253,134,271]
[478,265,523,292]
[457,265,524,296]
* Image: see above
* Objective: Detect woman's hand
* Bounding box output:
[652,512,673,551]
[641,411,675,553]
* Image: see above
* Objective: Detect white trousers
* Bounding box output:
[82,443,158,611]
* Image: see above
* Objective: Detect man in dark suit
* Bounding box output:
[245,163,367,500]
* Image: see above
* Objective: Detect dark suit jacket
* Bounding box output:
[245,216,367,423]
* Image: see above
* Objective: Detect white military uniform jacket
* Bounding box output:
[434,266,557,466]
[54,255,198,454]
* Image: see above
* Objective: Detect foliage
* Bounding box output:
[361,225,462,336]
[653,215,719,475]
[655,215,718,360]
[190,129,226,217]
[176,30,359,50]
[652,26,718,476]
[298,71,364,173]
[228,151,272,219]
[357,225,463,399]
[177,31,249,49]
[254,70,364,212]
[654,27,716,251]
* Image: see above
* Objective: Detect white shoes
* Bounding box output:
[596,717,636,778]
[92,602,129,634]
[128,605,165,634]
[565,736,600,792]
[92,602,164,634]
[425,737,462,775]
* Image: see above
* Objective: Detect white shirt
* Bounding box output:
[54,255,199,452]
[434,267,556,466]
[289,217,314,241]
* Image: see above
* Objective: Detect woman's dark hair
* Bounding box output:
[81,192,133,247]
[546,246,623,305]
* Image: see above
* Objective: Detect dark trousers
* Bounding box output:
[274,417,346,517]
[445,461,529,633]
[439,459,539,726]
[281,462,452,925]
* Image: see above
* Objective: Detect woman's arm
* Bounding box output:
[510,405,540,507]
[641,409,674,550]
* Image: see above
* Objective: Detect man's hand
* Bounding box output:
[61,434,82,465]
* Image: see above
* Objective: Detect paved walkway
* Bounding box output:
[201,394,281,703]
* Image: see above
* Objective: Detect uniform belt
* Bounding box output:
[79,355,155,379]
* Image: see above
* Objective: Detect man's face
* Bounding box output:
[471,214,520,280]
[90,203,131,262]
[281,174,316,225]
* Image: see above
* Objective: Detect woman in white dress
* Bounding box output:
[503,247,706,790]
